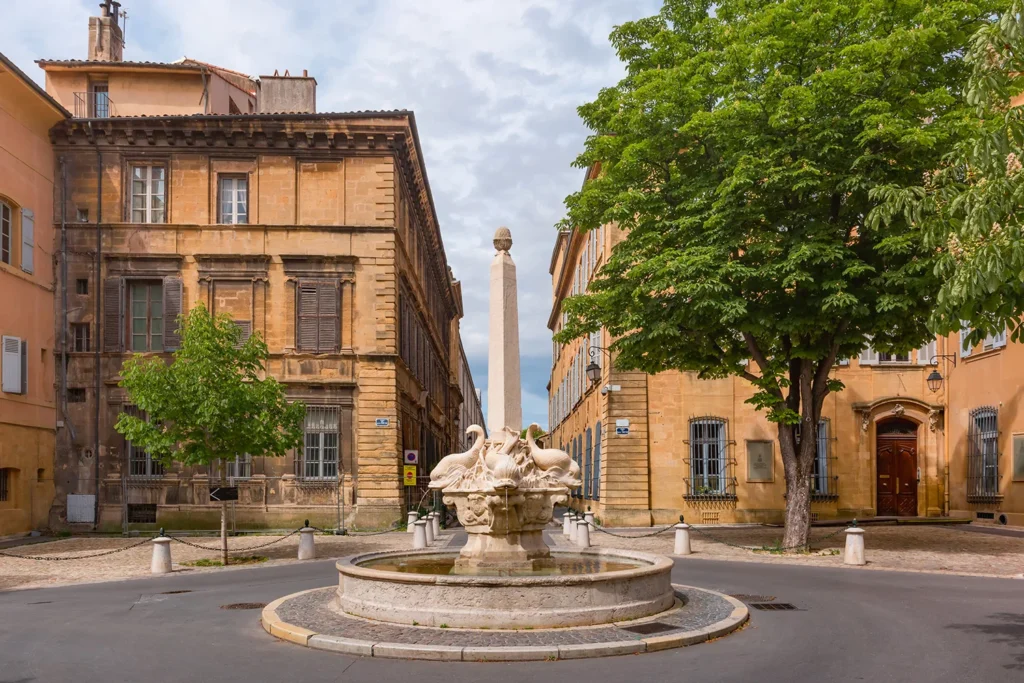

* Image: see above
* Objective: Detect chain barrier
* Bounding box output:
[688,524,850,552]
[0,536,153,561]
[168,528,301,553]
[591,523,677,539]
[308,522,402,537]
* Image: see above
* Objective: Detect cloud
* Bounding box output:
[4,0,660,430]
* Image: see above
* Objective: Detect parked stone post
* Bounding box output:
[576,518,591,548]
[584,509,595,531]
[151,530,172,575]
[844,522,865,566]
[563,510,573,536]
[413,520,428,549]
[431,511,441,539]
[569,513,579,544]
[673,519,692,556]
[407,510,419,533]
[298,522,316,560]
[425,516,435,545]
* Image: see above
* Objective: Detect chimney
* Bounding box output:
[256,70,317,114]
[88,0,123,62]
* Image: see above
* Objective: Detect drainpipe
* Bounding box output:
[93,129,102,531]
[59,157,75,445]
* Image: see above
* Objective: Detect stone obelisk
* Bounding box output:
[487,227,522,434]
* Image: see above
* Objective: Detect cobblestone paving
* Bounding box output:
[276,585,734,647]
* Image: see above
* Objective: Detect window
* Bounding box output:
[130,165,166,223]
[917,339,936,365]
[224,453,252,481]
[297,281,339,353]
[960,323,973,358]
[233,320,252,349]
[688,417,732,497]
[303,406,339,479]
[1,200,11,265]
[984,328,1007,350]
[0,468,10,502]
[89,82,109,118]
[810,419,836,499]
[68,387,86,403]
[76,208,89,223]
[218,176,248,224]
[592,421,601,500]
[72,323,91,352]
[75,278,89,295]
[968,407,1000,499]
[129,282,164,351]
[1,335,27,395]
[584,428,593,498]
[878,352,910,363]
[125,406,163,477]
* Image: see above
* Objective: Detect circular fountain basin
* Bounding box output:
[336,547,674,629]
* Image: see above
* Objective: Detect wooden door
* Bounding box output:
[877,435,918,517]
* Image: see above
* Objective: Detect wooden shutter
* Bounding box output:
[162,277,183,351]
[103,277,124,352]
[20,208,34,274]
[318,281,339,352]
[2,336,22,394]
[233,320,252,348]
[296,281,319,351]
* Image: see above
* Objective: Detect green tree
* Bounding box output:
[116,305,305,564]
[873,1,1024,343]
[558,0,1008,548]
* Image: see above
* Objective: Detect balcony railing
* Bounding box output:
[73,91,117,118]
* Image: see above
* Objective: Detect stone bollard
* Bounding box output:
[406,510,419,533]
[562,510,573,537]
[584,510,595,531]
[298,523,316,560]
[431,511,441,539]
[569,513,579,544]
[424,516,435,545]
[844,523,866,566]
[673,523,692,555]
[151,530,172,575]
[576,518,591,548]
[413,520,428,549]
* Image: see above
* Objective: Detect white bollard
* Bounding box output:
[569,513,579,544]
[431,511,441,539]
[844,526,866,566]
[673,523,692,555]
[424,516,435,545]
[584,510,595,531]
[576,518,591,548]
[298,525,316,560]
[562,510,573,536]
[151,534,172,574]
[407,510,419,533]
[413,520,428,549]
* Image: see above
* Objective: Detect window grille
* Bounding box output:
[685,417,736,499]
[810,419,838,500]
[1,200,11,265]
[125,405,163,477]
[302,405,339,480]
[967,407,1000,501]
[0,468,10,502]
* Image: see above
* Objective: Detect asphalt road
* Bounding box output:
[1,550,1022,682]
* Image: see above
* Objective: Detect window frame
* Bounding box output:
[1,199,13,266]
[810,418,837,499]
[302,405,340,480]
[128,280,165,352]
[687,417,733,498]
[0,468,10,503]
[968,407,1000,499]
[129,164,167,224]
[88,80,109,118]
[71,323,91,353]
[217,174,249,225]
[125,406,164,478]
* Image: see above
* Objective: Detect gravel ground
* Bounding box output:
[0,531,432,591]
[569,524,1024,577]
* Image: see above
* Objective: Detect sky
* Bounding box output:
[2,0,661,430]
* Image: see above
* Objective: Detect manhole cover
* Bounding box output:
[620,622,680,635]
[160,590,192,595]
[750,603,798,611]
[220,602,266,610]
[731,594,775,603]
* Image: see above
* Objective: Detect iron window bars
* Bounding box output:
[967,406,1000,502]
[684,417,738,500]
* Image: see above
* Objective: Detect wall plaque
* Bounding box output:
[1013,434,1024,482]
[747,440,774,482]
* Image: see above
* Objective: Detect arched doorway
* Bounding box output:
[876,418,919,516]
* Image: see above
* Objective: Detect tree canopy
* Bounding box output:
[557,0,1010,545]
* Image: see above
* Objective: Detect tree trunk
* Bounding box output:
[782,460,812,549]
[221,500,228,566]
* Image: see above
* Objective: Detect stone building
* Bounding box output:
[40,3,471,531]
[0,52,68,537]
[548,167,960,528]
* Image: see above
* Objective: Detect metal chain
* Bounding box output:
[688,524,849,552]
[0,536,153,561]
[591,523,677,539]
[344,522,403,536]
[169,528,301,552]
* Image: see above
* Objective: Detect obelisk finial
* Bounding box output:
[493,226,513,253]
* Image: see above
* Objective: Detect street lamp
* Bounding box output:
[926,353,958,393]
[586,345,612,384]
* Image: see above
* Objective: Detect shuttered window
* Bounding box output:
[296,280,339,353]
[103,277,181,353]
[592,421,601,500]
[233,320,252,348]
[20,208,33,274]
[1,336,26,395]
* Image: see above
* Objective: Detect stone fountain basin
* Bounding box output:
[336,547,675,629]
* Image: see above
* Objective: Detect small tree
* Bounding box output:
[558,0,1008,548]
[116,305,304,565]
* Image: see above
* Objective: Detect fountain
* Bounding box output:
[263,228,746,656]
